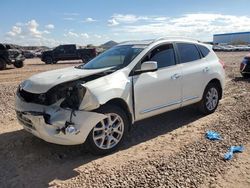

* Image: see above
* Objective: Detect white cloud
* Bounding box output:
[64,12,79,16]
[80,33,89,38]
[4,13,250,47]
[4,19,59,46]
[7,26,22,36]
[45,24,55,29]
[108,18,119,26]
[108,14,152,26]
[26,19,42,38]
[16,22,23,26]
[112,13,250,41]
[83,17,97,23]
[94,34,101,38]
[63,17,75,21]
[63,13,79,21]
[64,31,79,37]
[43,30,50,34]
[153,17,168,22]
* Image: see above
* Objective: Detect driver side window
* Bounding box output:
[142,44,176,69]
[56,46,65,53]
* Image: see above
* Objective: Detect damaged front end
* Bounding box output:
[15,80,106,145]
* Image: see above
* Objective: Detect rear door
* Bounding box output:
[175,43,210,106]
[63,45,77,60]
[133,43,182,120]
[53,45,65,60]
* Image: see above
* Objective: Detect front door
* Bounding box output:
[133,43,182,121]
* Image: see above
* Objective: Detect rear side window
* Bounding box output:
[176,43,201,63]
[198,45,210,57]
[0,44,5,50]
[143,44,176,69]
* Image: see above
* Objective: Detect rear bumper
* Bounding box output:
[240,59,250,74]
[15,94,106,145]
[241,64,250,73]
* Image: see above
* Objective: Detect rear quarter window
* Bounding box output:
[176,43,201,63]
[0,44,6,50]
[198,45,210,57]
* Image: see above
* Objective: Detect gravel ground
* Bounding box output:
[0,53,249,188]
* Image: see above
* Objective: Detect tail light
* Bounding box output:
[92,48,97,56]
[240,59,247,71]
[219,60,225,69]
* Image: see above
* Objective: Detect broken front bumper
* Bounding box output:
[15,94,106,145]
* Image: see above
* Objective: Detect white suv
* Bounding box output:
[15,38,225,154]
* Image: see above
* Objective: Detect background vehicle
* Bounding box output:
[240,53,250,78]
[0,43,25,70]
[41,44,97,64]
[23,50,36,59]
[16,38,225,155]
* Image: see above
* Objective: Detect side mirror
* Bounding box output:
[136,61,158,74]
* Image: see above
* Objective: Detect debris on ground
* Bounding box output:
[224,145,244,160]
[205,130,222,140]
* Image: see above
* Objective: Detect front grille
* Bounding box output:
[17,89,47,105]
[16,111,36,130]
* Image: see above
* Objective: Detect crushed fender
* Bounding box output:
[224,145,244,160]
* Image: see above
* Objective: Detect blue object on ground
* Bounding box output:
[206,130,222,140]
[224,145,244,160]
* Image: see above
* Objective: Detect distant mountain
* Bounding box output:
[100,40,118,49]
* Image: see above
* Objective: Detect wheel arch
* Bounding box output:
[205,78,223,99]
[102,98,133,129]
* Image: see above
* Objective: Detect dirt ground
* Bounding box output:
[0,53,249,188]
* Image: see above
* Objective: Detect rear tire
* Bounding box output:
[0,58,6,70]
[44,56,54,64]
[13,61,24,68]
[86,104,129,155]
[198,83,220,115]
[241,73,250,78]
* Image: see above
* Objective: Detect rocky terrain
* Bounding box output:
[0,53,249,188]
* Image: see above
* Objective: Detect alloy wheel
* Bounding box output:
[205,87,219,111]
[92,113,124,150]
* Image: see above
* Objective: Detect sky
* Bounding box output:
[1,0,250,47]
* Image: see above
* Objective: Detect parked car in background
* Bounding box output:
[34,49,43,58]
[41,44,97,64]
[213,44,250,52]
[240,53,250,78]
[0,43,25,70]
[15,38,225,155]
[23,50,36,59]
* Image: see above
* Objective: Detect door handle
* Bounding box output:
[203,67,210,73]
[171,73,181,80]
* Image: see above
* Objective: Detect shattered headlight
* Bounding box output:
[60,83,86,110]
[44,80,84,105]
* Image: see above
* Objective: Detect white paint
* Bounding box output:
[15,37,225,146]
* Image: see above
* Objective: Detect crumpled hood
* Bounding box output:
[21,66,111,93]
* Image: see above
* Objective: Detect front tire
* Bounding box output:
[198,83,220,115]
[86,105,129,155]
[0,58,6,70]
[44,56,54,64]
[13,61,24,68]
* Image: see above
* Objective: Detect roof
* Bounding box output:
[214,31,250,37]
[118,37,200,46]
[118,40,154,46]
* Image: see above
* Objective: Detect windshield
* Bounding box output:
[78,45,145,70]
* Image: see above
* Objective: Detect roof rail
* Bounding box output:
[154,36,201,43]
